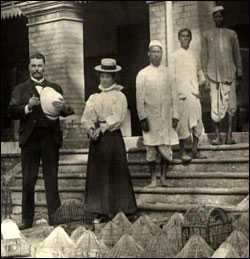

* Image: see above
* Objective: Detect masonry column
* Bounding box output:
[148,1,167,66]
[172,1,216,54]
[20,1,84,116]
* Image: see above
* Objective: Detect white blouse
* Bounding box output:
[81,84,128,133]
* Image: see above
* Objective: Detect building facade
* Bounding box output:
[1,1,249,147]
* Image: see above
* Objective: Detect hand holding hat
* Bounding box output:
[52,99,64,113]
[28,95,40,110]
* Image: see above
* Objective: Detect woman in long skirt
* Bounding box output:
[81,58,137,224]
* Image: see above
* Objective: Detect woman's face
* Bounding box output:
[100,72,115,88]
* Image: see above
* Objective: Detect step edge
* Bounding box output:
[57,157,249,165]
[11,202,248,214]
[10,186,249,194]
[13,172,249,179]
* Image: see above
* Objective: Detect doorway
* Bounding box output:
[216,1,249,131]
[82,1,150,135]
[1,16,29,141]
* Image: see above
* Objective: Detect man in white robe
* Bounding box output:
[201,5,242,145]
[136,40,179,187]
[169,28,206,162]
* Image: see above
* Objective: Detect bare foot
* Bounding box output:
[145,180,158,188]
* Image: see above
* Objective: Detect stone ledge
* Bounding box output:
[10,186,249,195]
[13,171,249,180]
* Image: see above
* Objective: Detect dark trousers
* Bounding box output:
[21,128,61,225]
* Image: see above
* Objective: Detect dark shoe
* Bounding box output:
[192,151,207,159]
[94,215,109,224]
[225,137,236,145]
[211,138,222,145]
[18,223,32,230]
[181,153,192,163]
[127,214,139,223]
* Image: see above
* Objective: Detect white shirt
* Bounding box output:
[169,48,205,99]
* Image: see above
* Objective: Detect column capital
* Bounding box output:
[146,1,165,5]
[19,1,83,26]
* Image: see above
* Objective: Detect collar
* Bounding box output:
[30,76,45,85]
[150,63,163,69]
[98,83,123,92]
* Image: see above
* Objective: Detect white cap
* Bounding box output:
[149,40,163,49]
[212,5,224,14]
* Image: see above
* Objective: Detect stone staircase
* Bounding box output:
[9,132,249,222]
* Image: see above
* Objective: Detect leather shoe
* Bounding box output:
[18,223,32,230]
[192,151,207,159]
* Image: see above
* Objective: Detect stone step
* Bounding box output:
[8,157,249,178]
[123,132,249,151]
[58,143,249,161]
[55,157,248,173]
[13,171,249,189]
[127,143,249,160]
[10,186,248,208]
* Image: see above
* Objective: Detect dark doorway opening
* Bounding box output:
[216,1,249,132]
[1,16,29,141]
[82,1,150,136]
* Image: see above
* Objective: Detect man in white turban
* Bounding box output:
[201,6,242,145]
[136,40,179,187]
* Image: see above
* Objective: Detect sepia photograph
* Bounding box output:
[1,1,249,258]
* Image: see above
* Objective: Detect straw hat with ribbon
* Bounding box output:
[94,58,122,73]
[40,87,64,120]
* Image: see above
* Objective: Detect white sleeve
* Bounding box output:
[106,92,128,130]
[80,95,98,130]
[136,71,147,120]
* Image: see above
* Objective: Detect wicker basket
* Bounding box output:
[1,238,31,258]
[182,206,233,250]
[51,199,85,224]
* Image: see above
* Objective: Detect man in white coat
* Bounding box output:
[136,40,179,187]
[169,28,206,162]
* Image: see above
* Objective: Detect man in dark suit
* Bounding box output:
[8,53,74,229]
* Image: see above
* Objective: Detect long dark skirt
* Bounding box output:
[84,129,137,217]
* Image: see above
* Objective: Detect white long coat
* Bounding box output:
[136,64,179,146]
[169,48,205,139]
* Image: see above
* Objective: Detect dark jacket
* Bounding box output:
[8,78,71,148]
